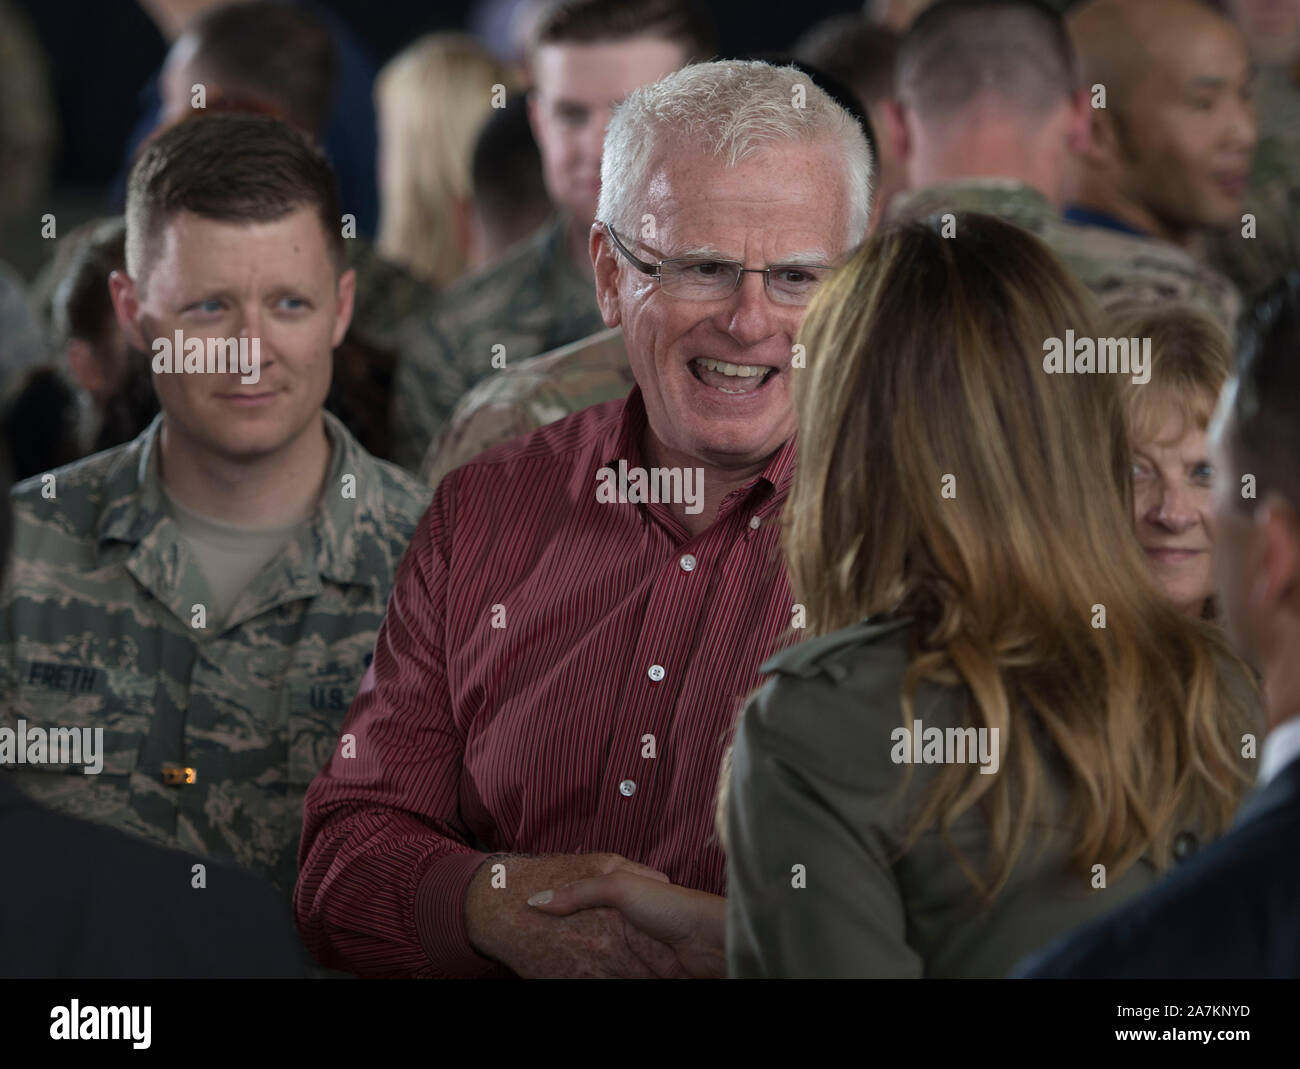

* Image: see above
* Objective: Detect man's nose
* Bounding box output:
[234,308,270,366]
[1224,92,1257,152]
[721,271,782,347]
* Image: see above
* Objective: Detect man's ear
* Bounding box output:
[332,267,357,348]
[1254,494,1300,613]
[64,338,107,397]
[107,269,151,354]
[590,224,621,329]
[880,97,910,169]
[1079,100,1120,167]
[1065,87,1094,157]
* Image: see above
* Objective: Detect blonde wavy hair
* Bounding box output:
[1113,303,1232,447]
[375,34,510,287]
[720,214,1255,900]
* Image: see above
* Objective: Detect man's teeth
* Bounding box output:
[694,357,767,378]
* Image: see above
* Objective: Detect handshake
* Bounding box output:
[463,853,727,979]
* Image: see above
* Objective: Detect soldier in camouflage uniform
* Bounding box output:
[419,326,632,487]
[891,179,1241,332]
[0,114,431,898]
[390,214,605,471]
[343,235,438,354]
[887,1,1242,333]
[1065,0,1255,323]
[388,0,710,471]
[0,410,427,894]
[1206,59,1300,302]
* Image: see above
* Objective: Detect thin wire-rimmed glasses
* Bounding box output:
[602,223,835,307]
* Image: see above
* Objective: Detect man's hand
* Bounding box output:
[463,852,692,977]
[527,871,727,978]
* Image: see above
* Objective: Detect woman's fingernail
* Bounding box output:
[527,890,554,906]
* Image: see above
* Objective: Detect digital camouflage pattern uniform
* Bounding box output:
[419,327,632,487]
[0,410,431,895]
[890,179,1242,333]
[389,214,605,472]
[1206,64,1300,303]
[344,237,439,352]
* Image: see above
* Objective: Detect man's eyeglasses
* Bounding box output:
[602,223,834,307]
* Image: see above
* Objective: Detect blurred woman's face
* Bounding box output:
[1131,410,1216,616]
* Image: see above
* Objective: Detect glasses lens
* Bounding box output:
[769,265,831,306]
[660,259,742,300]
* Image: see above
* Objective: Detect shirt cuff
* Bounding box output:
[414,850,510,978]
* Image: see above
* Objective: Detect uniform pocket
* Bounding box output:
[3,661,153,777]
[283,661,365,786]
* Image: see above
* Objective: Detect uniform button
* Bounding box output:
[749,516,761,530]
[679,553,696,572]
[647,664,665,683]
[619,779,637,797]
[1172,830,1198,861]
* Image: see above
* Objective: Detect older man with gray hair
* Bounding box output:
[296,59,871,978]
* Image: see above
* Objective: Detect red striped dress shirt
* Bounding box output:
[295,386,796,977]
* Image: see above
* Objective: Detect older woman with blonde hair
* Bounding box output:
[718,214,1259,977]
[375,34,511,288]
[1115,305,1232,620]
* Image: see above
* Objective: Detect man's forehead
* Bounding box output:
[142,208,334,286]
[1146,17,1249,85]
[158,206,326,249]
[532,38,684,99]
[636,153,849,248]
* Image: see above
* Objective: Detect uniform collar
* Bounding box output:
[1259,714,1300,789]
[890,178,1057,226]
[94,411,386,630]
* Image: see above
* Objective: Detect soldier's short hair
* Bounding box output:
[793,15,901,110]
[531,0,714,63]
[52,217,125,349]
[1227,272,1300,516]
[124,113,344,286]
[181,0,338,138]
[897,0,1077,122]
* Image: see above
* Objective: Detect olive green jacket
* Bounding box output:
[726,615,1256,978]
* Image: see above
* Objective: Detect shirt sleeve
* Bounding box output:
[724,674,924,978]
[294,482,505,978]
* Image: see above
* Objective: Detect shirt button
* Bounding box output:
[1172,830,1198,861]
[749,516,761,530]
[679,553,696,572]
[619,779,637,797]
[647,664,665,683]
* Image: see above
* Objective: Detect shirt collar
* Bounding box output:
[599,385,796,519]
[1259,714,1300,788]
[1062,205,1152,239]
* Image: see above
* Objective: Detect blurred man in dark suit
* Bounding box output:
[1017,274,1300,979]
[0,448,303,979]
